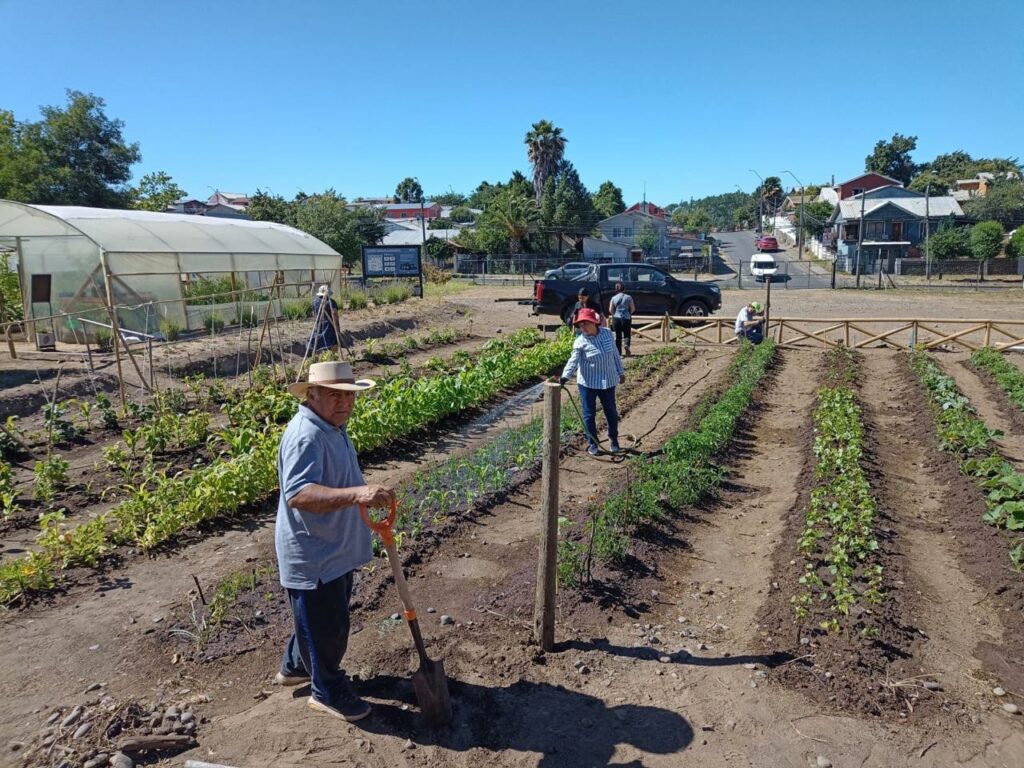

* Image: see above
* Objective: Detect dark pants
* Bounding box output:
[281,571,357,706]
[578,384,619,450]
[611,317,632,354]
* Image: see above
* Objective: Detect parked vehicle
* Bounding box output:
[751,254,778,282]
[543,261,592,280]
[756,235,779,252]
[533,263,722,324]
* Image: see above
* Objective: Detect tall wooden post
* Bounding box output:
[662,313,670,343]
[534,382,562,651]
[99,248,127,410]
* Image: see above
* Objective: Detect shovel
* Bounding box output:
[361,501,453,727]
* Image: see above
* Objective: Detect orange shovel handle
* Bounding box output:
[360,498,397,548]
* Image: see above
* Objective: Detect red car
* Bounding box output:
[755,235,779,252]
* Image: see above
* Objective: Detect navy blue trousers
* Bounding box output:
[280,571,357,706]
[578,384,619,450]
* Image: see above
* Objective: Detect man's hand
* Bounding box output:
[619,375,626,385]
[558,376,568,386]
[354,484,396,508]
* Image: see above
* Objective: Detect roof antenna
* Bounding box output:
[642,182,647,214]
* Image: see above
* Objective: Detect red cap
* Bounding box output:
[574,307,601,326]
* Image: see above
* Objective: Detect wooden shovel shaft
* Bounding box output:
[382,538,431,665]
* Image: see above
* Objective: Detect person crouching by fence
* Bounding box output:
[559,308,625,456]
[608,282,636,357]
[734,301,765,344]
[307,285,340,356]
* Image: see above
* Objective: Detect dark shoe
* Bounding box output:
[609,442,621,454]
[624,349,632,357]
[587,445,600,457]
[308,696,372,723]
[274,671,310,686]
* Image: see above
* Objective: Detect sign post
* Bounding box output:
[361,245,424,299]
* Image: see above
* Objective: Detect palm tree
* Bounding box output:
[488,189,539,254]
[524,120,567,203]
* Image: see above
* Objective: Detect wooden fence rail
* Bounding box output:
[630,316,1024,353]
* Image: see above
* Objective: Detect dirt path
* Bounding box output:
[858,353,1007,708]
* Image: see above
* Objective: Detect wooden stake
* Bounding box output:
[534,381,561,651]
[99,249,127,411]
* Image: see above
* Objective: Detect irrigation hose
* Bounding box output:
[554,352,728,461]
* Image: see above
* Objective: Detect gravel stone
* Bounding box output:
[440,614,454,626]
[426,607,436,613]
[110,753,134,768]
[922,681,941,691]
[46,712,60,725]
[60,706,83,728]
[992,687,1006,697]
[404,738,416,750]
[180,711,194,724]
[165,706,180,720]
[1003,703,1020,715]
[816,757,833,768]
[658,656,671,664]
[390,613,401,621]
[83,757,108,768]
[84,682,103,693]
[73,722,93,739]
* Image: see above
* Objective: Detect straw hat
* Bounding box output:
[316,284,332,297]
[288,361,376,398]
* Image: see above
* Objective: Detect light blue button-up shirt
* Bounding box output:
[561,327,624,390]
[275,404,372,590]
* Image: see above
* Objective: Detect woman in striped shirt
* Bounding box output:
[559,308,625,456]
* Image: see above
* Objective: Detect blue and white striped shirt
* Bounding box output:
[561,327,624,390]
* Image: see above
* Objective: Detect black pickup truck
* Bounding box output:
[533,263,722,324]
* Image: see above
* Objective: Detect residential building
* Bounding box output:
[594,210,672,259]
[952,172,1020,202]
[835,172,903,200]
[624,201,667,219]
[383,202,442,220]
[168,196,249,219]
[827,185,965,271]
[208,191,251,209]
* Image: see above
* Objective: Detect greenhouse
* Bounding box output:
[0,201,342,342]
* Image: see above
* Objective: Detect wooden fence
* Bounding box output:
[630,316,1024,353]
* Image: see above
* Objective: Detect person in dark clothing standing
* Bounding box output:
[566,287,605,330]
[608,282,636,356]
[307,285,340,355]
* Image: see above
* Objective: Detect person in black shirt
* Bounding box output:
[566,287,605,330]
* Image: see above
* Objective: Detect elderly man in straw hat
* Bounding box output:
[274,361,395,722]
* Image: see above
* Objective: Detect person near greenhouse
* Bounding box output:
[566,287,605,331]
[608,282,636,357]
[307,284,340,355]
[274,360,395,723]
[559,307,625,456]
[735,300,765,344]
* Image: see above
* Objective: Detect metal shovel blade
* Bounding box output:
[411,654,452,727]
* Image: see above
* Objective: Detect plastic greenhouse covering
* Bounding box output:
[0,201,342,341]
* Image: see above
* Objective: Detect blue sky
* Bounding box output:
[2,0,1021,206]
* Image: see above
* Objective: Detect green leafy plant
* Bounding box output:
[42,402,79,444]
[34,455,70,501]
[972,347,1024,414]
[95,393,119,430]
[203,313,226,333]
[348,291,368,310]
[282,299,313,321]
[159,317,182,341]
[94,328,113,351]
[0,461,20,518]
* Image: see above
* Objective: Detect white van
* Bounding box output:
[751,254,778,282]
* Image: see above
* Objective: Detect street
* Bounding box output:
[713,229,834,289]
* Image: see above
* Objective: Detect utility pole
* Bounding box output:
[784,171,805,260]
[855,191,866,288]
[924,184,931,281]
[419,197,427,247]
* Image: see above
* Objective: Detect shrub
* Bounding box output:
[203,313,226,333]
[377,284,411,305]
[282,299,313,321]
[1007,227,1024,260]
[424,263,452,284]
[159,318,181,341]
[94,328,113,351]
[970,220,1004,261]
[348,291,368,310]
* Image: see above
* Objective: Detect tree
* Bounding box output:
[467,180,503,209]
[757,176,784,214]
[131,171,185,212]
[907,172,949,196]
[394,177,423,203]
[524,120,567,203]
[681,208,714,235]
[429,190,466,206]
[551,161,594,235]
[479,188,538,254]
[292,190,361,265]
[0,91,141,206]
[592,181,625,219]
[247,189,295,226]
[924,220,972,261]
[792,200,837,239]
[635,221,660,256]
[350,205,386,246]
[423,235,452,263]
[963,179,1024,229]
[449,205,475,223]
[915,151,1021,190]
[865,133,918,185]
[1007,227,1024,260]
[970,220,1004,260]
